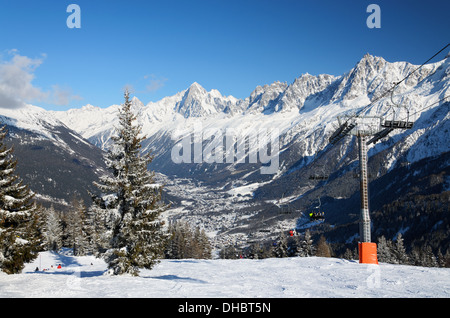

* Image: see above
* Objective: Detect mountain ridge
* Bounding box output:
[50,53,449,154]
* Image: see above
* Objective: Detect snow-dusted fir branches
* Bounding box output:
[0,125,39,274]
[91,90,168,276]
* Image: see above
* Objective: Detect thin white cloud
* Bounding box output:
[0,50,82,108]
[144,74,167,93]
[0,52,48,108]
[124,74,167,96]
[50,85,83,106]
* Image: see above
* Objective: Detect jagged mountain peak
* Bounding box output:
[188,81,207,93]
[245,81,288,113]
[131,95,144,105]
[280,73,337,111]
[174,82,231,118]
[79,104,99,111]
[355,53,387,74]
[328,53,428,103]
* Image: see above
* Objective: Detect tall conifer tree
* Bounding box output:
[0,125,38,274]
[65,197,92,256]
[43,205,63,251]
[91,91,168,275]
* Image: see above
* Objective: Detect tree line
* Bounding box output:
[35,201,213,260]
[339,233,450,267]
[219,229,450,268]
[376,233,449,267]
[219,230,332,260]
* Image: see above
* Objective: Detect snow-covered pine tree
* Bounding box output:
[165,221,186,259]
[343,248,358,260]
[65,197,91,256]
[273,233,288,258]
[393,233,408,264]
[85,201,109,254]
[91,90,168,276]
[0,125,39,274]
[26,204,46,253]
[287,236,300,257]
[44,205,63,251]
[298,229,314,257]
[376,235,393,263]
[421,245,438,267]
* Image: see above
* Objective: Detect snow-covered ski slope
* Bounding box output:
[0,249,449,298]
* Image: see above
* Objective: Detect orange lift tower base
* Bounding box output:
[359,242,378,264]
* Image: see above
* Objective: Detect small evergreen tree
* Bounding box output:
[273,234,288,258]
[421,245,438,267]
[436,249,446,268]
[44,205,63,251]
[298,229,314,257]
[393,233,408,264]
[85,203,109,254]
[165,221,188,259]
[26,204,46,253]
[91,91,168,275]
[248,242,264,259]
[287,236,300,257]
[443,250,450,268]
[377,235,394,263]
[343,248,357,260]
[0,125,39,274]
[65,197,92,256]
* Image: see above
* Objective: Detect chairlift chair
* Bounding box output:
[309,197,325,221]
[381,88,415,129]
[308,165,329,181]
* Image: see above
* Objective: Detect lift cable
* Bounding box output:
[397,95,450,123]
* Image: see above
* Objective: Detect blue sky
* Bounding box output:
[0,0,449,110]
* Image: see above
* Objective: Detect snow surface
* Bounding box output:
[1,249,449,298]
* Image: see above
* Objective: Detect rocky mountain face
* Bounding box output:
[0,106,107,209]
[1,53,449,254]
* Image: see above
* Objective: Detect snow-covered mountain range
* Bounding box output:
[50,53,449,170]
[0,53,449,253]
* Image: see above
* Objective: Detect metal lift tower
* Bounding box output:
[329,113,414,264]
[322,43,448,264]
